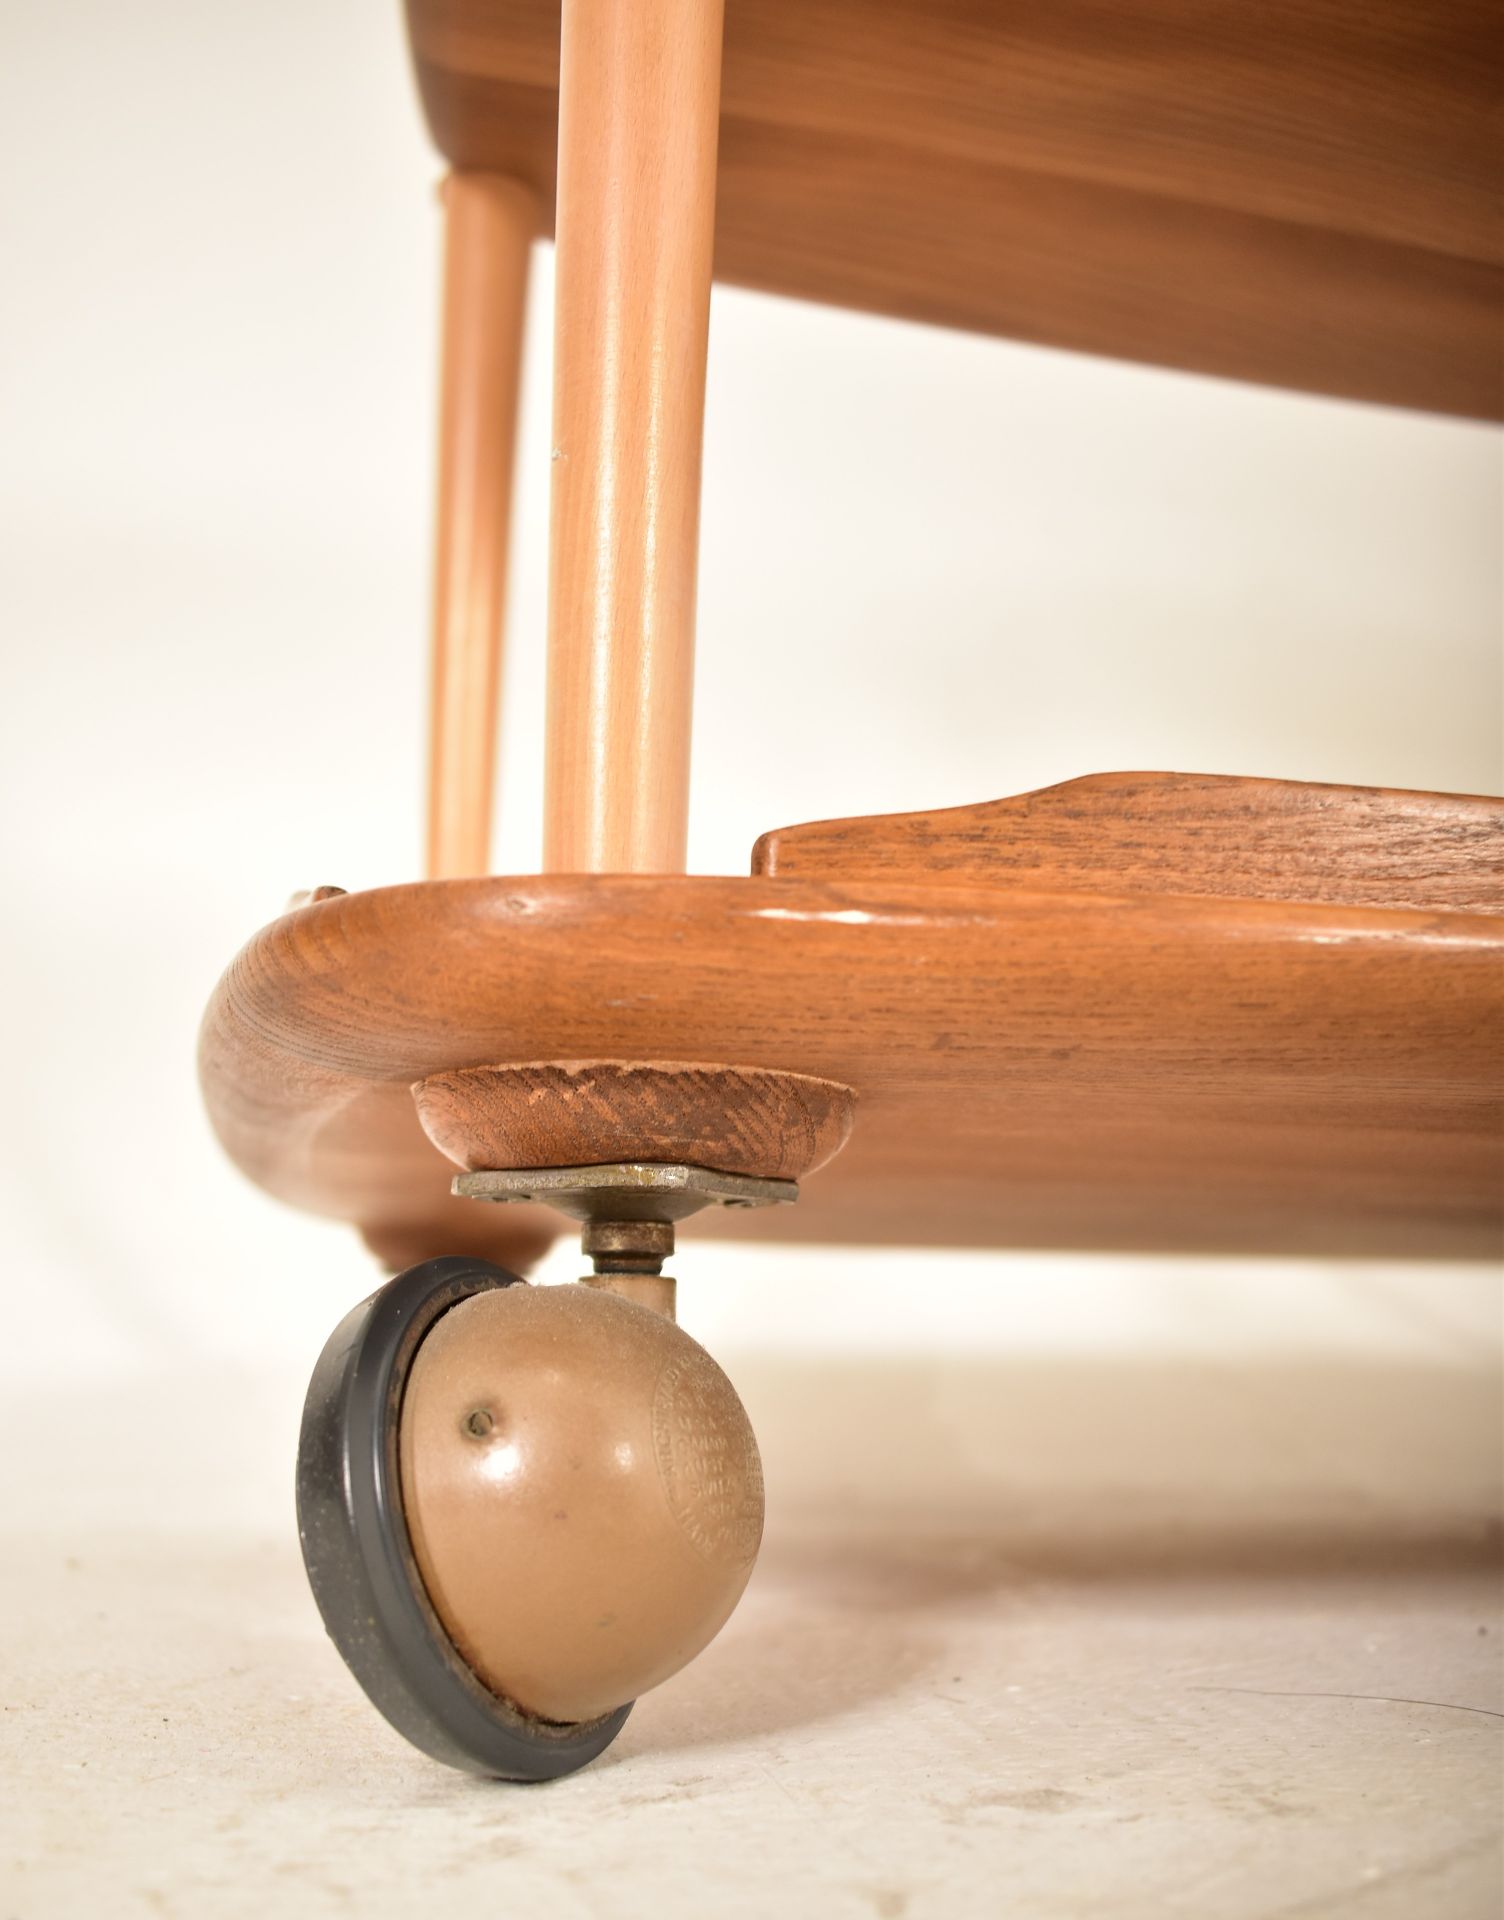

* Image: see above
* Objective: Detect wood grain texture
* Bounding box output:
[542,0,723,873]
[414,1060,854,1177]
[200,868,1504,1263]
[403,0,1503,417]
[426,174,537,880]
[753,774,1504,914]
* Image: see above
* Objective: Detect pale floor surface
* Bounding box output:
[3,1345,1501,1919]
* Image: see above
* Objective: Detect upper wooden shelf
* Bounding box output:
[404,0,1503,418]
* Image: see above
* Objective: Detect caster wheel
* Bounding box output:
[296,1257,764,1780]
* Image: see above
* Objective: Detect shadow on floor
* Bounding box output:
[617,1348,1503,1757]
[730,1350,1502,1586]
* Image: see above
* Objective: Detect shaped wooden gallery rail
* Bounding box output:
[754,773,1504,913]
[200,778,1504,1269]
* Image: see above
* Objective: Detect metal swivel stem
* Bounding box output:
[451,1162,800,1322]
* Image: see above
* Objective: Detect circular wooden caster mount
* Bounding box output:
[413,1060,855,1183]
[297,1257,763,1781]
[414,1059,855,1312]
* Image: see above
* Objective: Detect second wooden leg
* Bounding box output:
[426,173,537,881]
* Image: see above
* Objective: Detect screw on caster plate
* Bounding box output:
[298,1211,768,1779]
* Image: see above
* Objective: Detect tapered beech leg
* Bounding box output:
[543,0,726,875]
[426,174,537,881]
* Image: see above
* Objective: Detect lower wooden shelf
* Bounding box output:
[200,804,1503,1267]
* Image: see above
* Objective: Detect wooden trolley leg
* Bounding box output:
[543,0,726,875]
[426,173,538,881]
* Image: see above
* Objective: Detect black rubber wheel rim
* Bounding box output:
[296,1256,633,1780]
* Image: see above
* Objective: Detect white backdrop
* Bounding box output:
[1,0,1499,1385]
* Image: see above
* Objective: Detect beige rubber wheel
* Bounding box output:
[399,1282,765,1724]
